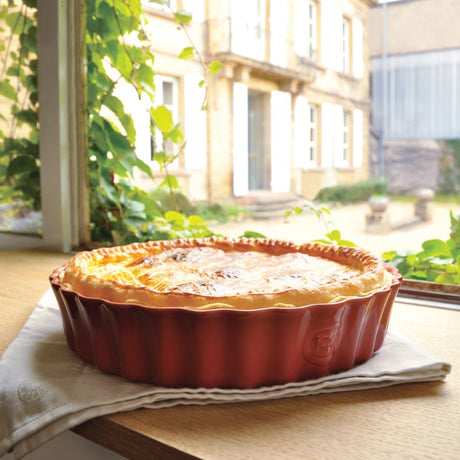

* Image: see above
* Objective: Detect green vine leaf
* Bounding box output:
[6,155,36,177]
[240,231,267,239]
[135,63,155,90]
[151,105,174,134]
[174,9,192,24]
[178,46,195,61]
[160,174,179,189]
[0,80,17,101]
[208,60,222,75]
[420,239,451,258]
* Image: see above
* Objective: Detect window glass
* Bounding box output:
[307,1,317,59]
[151,76,179,168]
[308,104,318,164]
[295,0,317,60]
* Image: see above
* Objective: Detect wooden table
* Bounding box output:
[1,250,459,460]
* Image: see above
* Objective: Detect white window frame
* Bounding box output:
[151,75,180,170]
[231,0,266,61]
[307,103,318,166]
[295,0,317,60]
[340,110,351,166]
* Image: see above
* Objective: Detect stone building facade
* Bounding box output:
[369,0,460,193]
[123,0,376,203]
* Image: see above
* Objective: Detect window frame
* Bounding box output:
[341,110,351,165]
[295,0,318,61]
[306,0,318,60]
[306,103,318,167]
[341,16,351,73]
[150,75,181,170]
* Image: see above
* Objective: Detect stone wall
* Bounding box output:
[369,0,460,57]
[369,138,443,193]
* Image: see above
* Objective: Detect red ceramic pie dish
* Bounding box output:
[49,258,401,389]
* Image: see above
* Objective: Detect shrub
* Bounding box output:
[314,179,388,204]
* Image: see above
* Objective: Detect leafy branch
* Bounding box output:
[1,0,220,245]
[383,210,460,285]
[0,1,40,212]
[284,201,357,247]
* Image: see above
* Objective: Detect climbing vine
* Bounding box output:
[0,0,221,244]
[0,0,40,212]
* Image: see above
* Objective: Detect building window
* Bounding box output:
[231,0,266,60]
[341,110,351,165]
[307,1,317,59]
[307,104,318,164]
[341,16,351,73]
[142,0,177,13]
[151,75,180,168]
[295,0,317,60]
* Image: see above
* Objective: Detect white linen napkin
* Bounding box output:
[0,289,451,459]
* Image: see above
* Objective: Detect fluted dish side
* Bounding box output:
[49,266,401,389]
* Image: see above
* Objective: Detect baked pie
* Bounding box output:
[59,237,393,310]
[50,237,401,388]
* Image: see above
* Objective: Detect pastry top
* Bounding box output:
[60,237,394,310]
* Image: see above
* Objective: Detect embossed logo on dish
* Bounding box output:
[18,380,49,403]
[303,325,340,366]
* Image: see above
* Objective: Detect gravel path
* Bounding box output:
[213,201,460,257]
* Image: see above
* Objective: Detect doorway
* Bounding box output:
[248,91,270,190]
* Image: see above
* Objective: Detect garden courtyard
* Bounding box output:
[213,200,460,257]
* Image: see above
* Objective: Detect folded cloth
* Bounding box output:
[0,289,451,459]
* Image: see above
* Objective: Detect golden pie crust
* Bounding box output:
[61,238,392,310]
[60,237,393,310]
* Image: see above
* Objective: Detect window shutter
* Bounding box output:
[231,0,246,56]
[333,8,344,72]
[321,0,333,68]
[321,0,342,71]
[294,0,308,57]
[270,90,292,192]
[233,82,249,197]
[321,103,333,167]
[352,18,364,78]
[132,92,152,166]
[295,95,309,169]
[270,0,287,66]
[353,109,364,167]
[184,74,207,170]
[333,104,345,166]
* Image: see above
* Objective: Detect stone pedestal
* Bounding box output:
[414,188,434,222]
[366,195,391,234]
[365,211,391,234]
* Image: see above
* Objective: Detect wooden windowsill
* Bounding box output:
[1,249,459,459]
